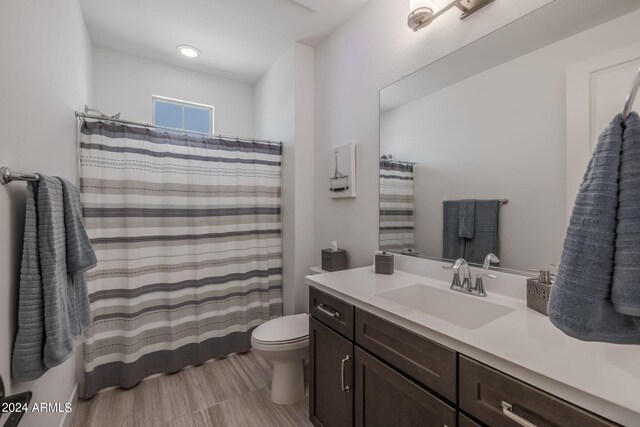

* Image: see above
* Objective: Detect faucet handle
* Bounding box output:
[443,262,463,290]
[471,272,496,297]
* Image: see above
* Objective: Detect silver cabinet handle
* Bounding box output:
[317,303,340,319]
[502,401,538,427]
[341,355,350,392]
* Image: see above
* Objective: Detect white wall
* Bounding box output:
[379,9,640,271]
[314,0,556,268]
[0,1,93,426]
[254,43,315,314]
[92,47,254,137]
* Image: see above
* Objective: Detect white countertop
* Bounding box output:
[305,263,640,427]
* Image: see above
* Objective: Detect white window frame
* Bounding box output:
[152,95,214,134]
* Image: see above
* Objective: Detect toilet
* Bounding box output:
[251,313,309,404]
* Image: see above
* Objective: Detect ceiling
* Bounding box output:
[80,0,368,84]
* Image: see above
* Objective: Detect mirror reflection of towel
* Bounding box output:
[458,199,475,239]
[464,200,500,265]
[443,201,465,260]
[443,199,500,264]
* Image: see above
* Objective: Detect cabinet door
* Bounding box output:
[354,348,456,427]
[310,317,354,427]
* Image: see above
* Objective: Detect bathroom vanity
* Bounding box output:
[306,257,639,427]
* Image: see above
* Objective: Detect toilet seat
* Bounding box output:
[251,337,309,353]
[251,313,309,343]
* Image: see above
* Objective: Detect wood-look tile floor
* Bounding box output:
[70,351,312,427]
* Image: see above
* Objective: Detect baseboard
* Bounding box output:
[59,383,78,427]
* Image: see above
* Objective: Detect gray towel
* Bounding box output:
[12,175,97,381]
[60,178,96,338]
[458,199,475,239]
[443,201,465,260]
[548,115,640,344]
[612,112,640,316]
[12,181,46,381]
[464,200,500,265]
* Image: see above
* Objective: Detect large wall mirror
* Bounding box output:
[379,0,640,273]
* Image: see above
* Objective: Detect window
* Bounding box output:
[152,96,214,134]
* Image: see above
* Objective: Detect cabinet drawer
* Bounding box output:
[355,308,457,403]
[354,347,456,427]
[310,286,354,340]
[459,355,618,427]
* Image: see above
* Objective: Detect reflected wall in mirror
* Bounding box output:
[379,0,640,272]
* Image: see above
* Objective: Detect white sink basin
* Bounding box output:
[376,284,515,329]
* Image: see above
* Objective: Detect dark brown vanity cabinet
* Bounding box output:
[309,286,618,427]
[310,287,455,427]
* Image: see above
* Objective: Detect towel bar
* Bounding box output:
[0,166,40,185]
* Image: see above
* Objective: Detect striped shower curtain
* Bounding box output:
[78,121,282,398]
[379,159,415,251]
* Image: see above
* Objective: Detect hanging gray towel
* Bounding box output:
[60,178,96,339]
[12,175,97,381]
[443,201,465,260]
[613,112,640,316]
[11,181,46,381]
[464,200,500,265]
[458,199,475,239]
[548,115,640,344]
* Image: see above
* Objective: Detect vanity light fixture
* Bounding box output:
[177,45,201,58]
[408,0,494,32]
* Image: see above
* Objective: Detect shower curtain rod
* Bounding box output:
[75,112,283,146]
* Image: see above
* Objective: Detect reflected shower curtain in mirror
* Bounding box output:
[379,159,414,251]
[78,122,282,398]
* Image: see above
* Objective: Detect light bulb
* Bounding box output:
[177,45,200,58]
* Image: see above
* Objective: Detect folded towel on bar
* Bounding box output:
[464,199,500,265]
[458,199,475,239]
[443,201,465,260]
[548,115,640,344]
[12,175,97,381]
[613,112,640,316]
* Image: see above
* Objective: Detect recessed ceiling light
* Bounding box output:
[177,45,200,58]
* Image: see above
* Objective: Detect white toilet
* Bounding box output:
[251,313,309,404]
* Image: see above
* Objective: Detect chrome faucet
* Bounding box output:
[443,258,473,292]
[443,255,499,297]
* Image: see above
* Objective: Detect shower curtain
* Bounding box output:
[379,159,415,251]
[78,121,282,398]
